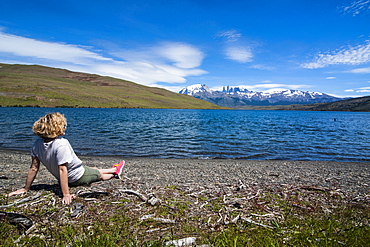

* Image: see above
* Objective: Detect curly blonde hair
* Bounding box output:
[32,113,67,139]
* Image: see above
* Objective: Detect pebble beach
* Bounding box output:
[1,149,369,246]
[1,149,368,196]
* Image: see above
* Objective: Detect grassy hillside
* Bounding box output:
[236,96,370,112]
[277,96,370,112]
[297,95,370,112]
[0,64,225,109]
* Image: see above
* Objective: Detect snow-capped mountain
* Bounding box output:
[179,84,346,107]
[179,84,212,95]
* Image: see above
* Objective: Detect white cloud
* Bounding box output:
[216,30,242,42]
[105,42,207,84]
[345,86,370,93]
[253,83,287,89]
[216,30,256,64]
[347,67,370,73]
[341,0,370,16]
[94,61,206,85]
[155,42,204,69]
[0,32,111,64]
[249,64,275,70]
[326,77,336,79]
[359,86,370,89]
[250,83,311,91]
[212,83,312,93]
[0,32,207,87]
[301,41,370,69]
[225,46,253,63]
[159,84,187,93]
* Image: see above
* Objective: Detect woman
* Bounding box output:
[8,112,125,205]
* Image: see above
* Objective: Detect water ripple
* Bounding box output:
[1,107,370,162]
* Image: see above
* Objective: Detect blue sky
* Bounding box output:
[1,0,370,98]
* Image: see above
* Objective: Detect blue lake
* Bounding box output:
[0,107,369,162]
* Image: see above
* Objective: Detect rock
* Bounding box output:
[165,237,196,246]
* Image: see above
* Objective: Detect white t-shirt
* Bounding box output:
[31,138,85,183]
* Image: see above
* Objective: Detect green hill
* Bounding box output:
[290,95,370,112]
[0,63,225,109]
[237,96,370,112]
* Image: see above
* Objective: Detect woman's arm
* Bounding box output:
[59,163,75,204]
[8,156,40,196]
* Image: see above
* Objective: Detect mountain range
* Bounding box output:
[179,84,347,108]
[1,64,368,111]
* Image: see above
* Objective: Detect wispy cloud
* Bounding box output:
[357,87,370,92]
[346,86,370,93]
[0,32,111,64]
[107,41,207,84]
[153,42,204,69]
[0,32,207,87]
[210,83,312,93]
[92,61,206,85]
[216,29,256,63]
[341,0,370,16]
[248,83,312,92]
[249,64,275,70]
[216,30,242,42]
[225,46,253,63]
[301,41,370,69]
[347,67,370,73]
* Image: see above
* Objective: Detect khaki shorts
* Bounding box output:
[69,166,101,186]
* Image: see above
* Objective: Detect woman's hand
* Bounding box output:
[62,194,76,205]
[8,188,28,197]
[9,156,40,197]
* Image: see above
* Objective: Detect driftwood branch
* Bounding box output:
[299,185,331,192]
[289,185,331,192]
[140,214,176,224]
[240,217,275,229]
[0,192,42,209]
[247,191,260,200]
[119,189,148,201]
[118,190,161,205]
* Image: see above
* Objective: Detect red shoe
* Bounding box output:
[112,160,125,179]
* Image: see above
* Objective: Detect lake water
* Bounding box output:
[0,107,369,162]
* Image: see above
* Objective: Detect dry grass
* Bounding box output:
[0,63,225,109]
[1,180,369,246]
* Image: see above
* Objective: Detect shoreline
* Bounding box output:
[1,149,368,196]
[1,147,369,163]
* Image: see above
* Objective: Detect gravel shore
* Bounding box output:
[1,149,369,246]
[1,149,368,196]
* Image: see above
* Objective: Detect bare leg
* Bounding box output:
[91,168,117,181]
[100,173,115,180]
[98,168,116,174]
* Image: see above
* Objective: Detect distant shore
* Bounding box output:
[1,149,368,196]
